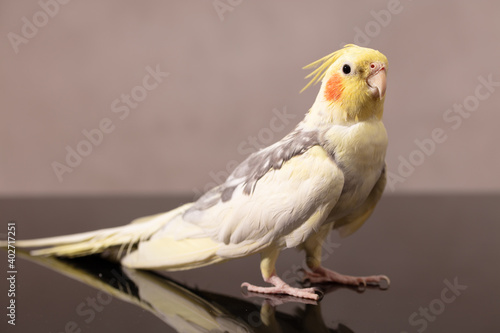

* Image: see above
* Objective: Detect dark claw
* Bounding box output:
[312,287,324,300]
[356,280,367,292]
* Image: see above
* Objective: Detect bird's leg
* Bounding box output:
[241,248,320,300]
[302,225,390,289]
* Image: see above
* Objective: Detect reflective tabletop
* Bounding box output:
[1,195,499,332]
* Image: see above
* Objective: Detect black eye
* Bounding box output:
[342,64,351,74]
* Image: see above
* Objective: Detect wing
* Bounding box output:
[122,127,346,269]
[332,165,386,237]
[187,126,321,211]
[180,127,345,257]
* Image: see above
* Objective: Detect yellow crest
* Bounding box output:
[300,44,358,93]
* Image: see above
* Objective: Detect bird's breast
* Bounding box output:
[322,120,388,218]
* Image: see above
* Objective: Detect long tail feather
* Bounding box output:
[1,203,193,258]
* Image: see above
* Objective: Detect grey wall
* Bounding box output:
[1,0,499,196]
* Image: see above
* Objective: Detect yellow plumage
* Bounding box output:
[2,44,391,300]
[301,44,358,93]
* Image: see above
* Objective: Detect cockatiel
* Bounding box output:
[7,44,390,300]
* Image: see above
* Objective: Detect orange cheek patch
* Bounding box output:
[324,74,343,102]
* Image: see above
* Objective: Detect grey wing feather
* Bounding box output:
[185,126,320,217]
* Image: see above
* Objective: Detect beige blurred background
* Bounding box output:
[1,0,499,197]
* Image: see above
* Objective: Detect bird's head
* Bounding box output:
[302,44,388,123]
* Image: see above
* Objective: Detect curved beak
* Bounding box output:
[367,63,387,100]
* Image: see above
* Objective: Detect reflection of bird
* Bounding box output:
[6,44,390,300]
[19,252,354,333]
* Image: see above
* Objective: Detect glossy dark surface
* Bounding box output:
[1,195,499,332]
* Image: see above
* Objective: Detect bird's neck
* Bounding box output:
[304,92,384,127]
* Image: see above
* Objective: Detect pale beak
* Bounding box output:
[367,63,387,100]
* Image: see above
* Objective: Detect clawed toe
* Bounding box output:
[241,281,321,300]
[355,274,390,290]
[302,267,390,290]
[373,275,390,289]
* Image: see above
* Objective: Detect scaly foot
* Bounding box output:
[303,267,390,290]
[242,274,320,300]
